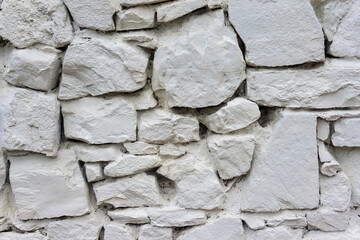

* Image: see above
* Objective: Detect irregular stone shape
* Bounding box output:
[139,224,172,240]
[62,96,136,144]
[0,232,47,240]
[122,31,158,49]
[228,0,324,67]
[208,0,222,9]
[207,134,255,180]
[157,0,207,22]
[320,172,351,211]
[121,85,158,110]
[240,111,319,212]
[108,208,149,224]
[104,154,162,177]
[335,148,360,206]
[120,0,171,7]
[159,144,186,158]
[317,119,330,141]
[59,36,149,100]
[246,226,303,240]
[332,118,360,147]
[5,48,60,91]
[138,109,199,144]
[199,98,260,134]
[85,163,105,183]
[9,149,90,220]
[64,0,117,31]
[318,141,342,176]
[104,222,136,240]
[0,0,73,48]
[177,217,244,240]
[153,10,245,108]
[116,6,155,31]
[123,142,158,155]
[148,207,206,227]
[93,172,162,208]
[247,59,360,109]
[0,87,60,157]
[266,213,307,229]
[307,208,350,232]
[0,153,5,190]
[75,144,121,162]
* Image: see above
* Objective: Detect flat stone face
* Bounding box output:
[9,149,90,220]
[246,226,303,240]
[307,208,350,232]
[62,96,136,144]
[157,0,207,23]
[332,118,360,147]
[138,224,172,240]
[0,0,73,48]
[0,153,6,190]
[108,208,149,224]
[93,172,162,208]
[59,35,149,100]
[64,0,117,31]
[123,142,158,155]
[240,111,319,212]
[5,48,61,91]
[75,144,121,162]
[0,232,47,240]
[85,163,105,183]
[116,6,155,31]
[0,87,60,157]
[247,59,360,109]
[120,0,172,7]
[153,10,245,108]
[228,0,324,67]
[104,222,136,240]
[148,207,206,227]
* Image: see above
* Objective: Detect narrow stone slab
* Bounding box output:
[75,144,121,163]
[332,118,360,147]
[123,142,158,155]
[108,208,149,224]
[120,0,172,7]
[116,6,155,31]
[148,207,206,227]
[139,224,172,240]
[157,0,207,23]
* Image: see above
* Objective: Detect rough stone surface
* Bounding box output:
[138,224,172,240]
[0,232,47,240]
[75,144,121,163]
[307,208,350,232]
[120,0,171,7]
[123,142,158,155]
[104,222,136,240]
[246,226,303,240]
[159,144,186,158]
[116,6,155,31]
[148,207,206,227]
[0,153,5,190]
[332,118,360,147]
[317,119,330,141]
[85,163,105,183]
[107,208,149,224]
[157,0,207,23]
[318,141,342,176]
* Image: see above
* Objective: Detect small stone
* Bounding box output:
[332,118,360,147]
[0,153,5,190]
[199,98,260,134]
[318,141,342,176]
[62,96,136,144]
[108,208,149,224]
[246,226,303,240]
[148,207,206,227]
[266,212,307,228]
[123,142,158,155]
[317,119,330,141]
[116,6,155,31]
[0,232,47,240]
[93,172,162,208]
[208,0,222,9]
[307,208,350,232]
[104,222,136,240]
[207,134,255,180]
[157,0,207,23]
[121,85,158,110]
[120,0,172,7]
[75,144,121,163]
[122,31,158,49]
[241,216,266,230]
[5,48,61,91]
[159,144,186,158]
[104,154,162,177]
[139,224,172,240]
[85,163,105,183]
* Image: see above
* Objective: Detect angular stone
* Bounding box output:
[240,111,319,212]
[307,208,350,232]
[157,0,207,23]
[121,85,158,110]
[64,0,117,31]
[246,226,303,240]
[318,141,342,176]
[247,59,360,108]
[320,172,351,211]
[138,109,199,144]
[123,142,158,155]
[85,163,105,183]
[75,144,121,162]
[159,144,186,158]
[332,118,360,147]
[116,6,155,31]
[108,208,149,224]
[120,0,172,7]
[0,153,5,190]
[0,232,47,240]
[228,0,324,67]
[199,98,260,134]
[59,35,149,100]
[139,224,172,240]
[153,10,245,108]
[122,31,158,49]
[266,212,307,229]
[148,207,206,227]
[0,87,60,156]
[9,149,90,220]
[0,0,73,48]
[207,134,255,180]
[5,48,61,91]
[104,154,162,177]
[62,96,136,144]
[93,172,162,208]
[208,0,222,9]
[317,119,330,141]
[104,222,136,240]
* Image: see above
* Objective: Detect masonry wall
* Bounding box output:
[0,0,359,239]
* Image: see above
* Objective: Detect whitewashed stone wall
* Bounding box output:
[0,0,359,239]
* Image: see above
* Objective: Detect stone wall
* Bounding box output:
[0,0,359,239]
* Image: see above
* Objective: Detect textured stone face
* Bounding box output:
[332,118,360,147]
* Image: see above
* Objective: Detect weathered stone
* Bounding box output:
[108,208,149,224]
[121,85,158,110]
[64,0,117,31]
[0,0,73,48]
[318,141,342,176]
[123,142,158,155]
[246,226,303,240]
[104,222,136,240]
[75,144,121,163]
[5,48,61,91]
[104,154,162,177]
[317,119,330,141]
[62,96,136,144]
[120,0,172,7]
[177,217,244,240]
[247,59,360,108]
[0,232,47,240]
[139,224,172,240]
[0,87,60,157]
[59,36,149,100]
[93,172,162,208]
[153,10,245,108]
[199,98,260,134]
[0,153,5,190]
[228,0,324,67]
[9,149,90,220]
[116,6,155,31]
[122,31,158,49]
[332,118,360,147]
[148,207,206,227]
[307,208,350,232]
[85,163,105,183]
[138,109,199,144]
[240,111,319,212]
[208,0,222,9]
[159,144,186,158]
[207,134,255,180]
[157,0,207,23]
